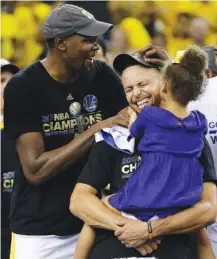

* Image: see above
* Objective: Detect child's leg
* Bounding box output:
[101,195,122,215]
[74,195,120,259]
[196,228,215,259]
[74,223,96,259]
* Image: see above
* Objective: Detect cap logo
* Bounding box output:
[132,51,140,58]
[81,9,94,20]
[132,51,144,62]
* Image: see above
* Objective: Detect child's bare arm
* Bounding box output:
[74,196,120,259]
[74,223,96,259]
[196,228,215,259]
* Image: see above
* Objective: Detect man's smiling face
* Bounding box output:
[122,65,162,113]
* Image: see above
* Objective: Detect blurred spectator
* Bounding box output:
[131,1,158,37]
[107,26,132,65]
[174,13,193,38]
[202,46,217,78]
[70,1,112,24]
[152,32,167,50]
[194,1,217,33]
[1,59,19,259]
[35,24,48,60]
[119,17,151,50]
[108,1,131,24]
[94,37,108,63]
[14,2,51,67]
[166,13,192,58]
[215,44,217,64]
[108,1,159,37]
[1,11,19,61]
[1,1,16,13]
[189,17,216,47]
[189,18,209,47]
[1,59,19,118]
[1,1,51,68]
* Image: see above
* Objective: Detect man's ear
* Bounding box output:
[160,77,168,101]
[161,77,168,94]
[205,70,212,79]
[55,36,66,51]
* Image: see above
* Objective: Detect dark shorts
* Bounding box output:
[89,230,196,259]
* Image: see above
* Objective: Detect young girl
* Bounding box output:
[74,46,214,258]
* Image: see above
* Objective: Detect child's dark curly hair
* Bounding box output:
[163,45,208,106]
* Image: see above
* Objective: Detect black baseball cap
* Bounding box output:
[43,4,113,39]
[1,59,19,74]
[202,46,217,74]
[113,51,159,75]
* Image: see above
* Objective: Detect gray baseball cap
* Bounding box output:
[202,46,217,74]
[113,51,159,75]
[43,4,113,39]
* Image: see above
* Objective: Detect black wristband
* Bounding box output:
[147,220,153,239]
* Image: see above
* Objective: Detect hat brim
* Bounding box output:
[202,46,217,73]
[77,20,113,37]
[113,54,158,75]
[1,64,19,74]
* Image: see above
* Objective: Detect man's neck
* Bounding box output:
[41,53,79,84]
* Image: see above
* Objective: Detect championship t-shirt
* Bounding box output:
[189,76,217,242]
[3,60,128,236]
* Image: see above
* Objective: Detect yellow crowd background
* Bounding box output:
[1,1,217,68]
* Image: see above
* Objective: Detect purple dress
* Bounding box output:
[109,106,207,221]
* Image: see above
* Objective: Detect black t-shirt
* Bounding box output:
[77,139,217,258]
[1,129,18,239]
[3,60,127,236]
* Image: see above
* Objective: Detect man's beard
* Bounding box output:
[151,93,162,107]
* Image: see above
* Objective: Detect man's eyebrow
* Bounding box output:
[125,85,133,89]
[138,80,149,85]
[125,80,147,88]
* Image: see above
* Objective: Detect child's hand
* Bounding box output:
[129,111,137,129]
[136,239,161,256]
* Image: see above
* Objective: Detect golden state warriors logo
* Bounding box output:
[81,9,94,20]
[69,102,81,116]
[83,95,97,113]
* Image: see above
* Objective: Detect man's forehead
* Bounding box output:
[122,65,159,80]
[122,66,160,88]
